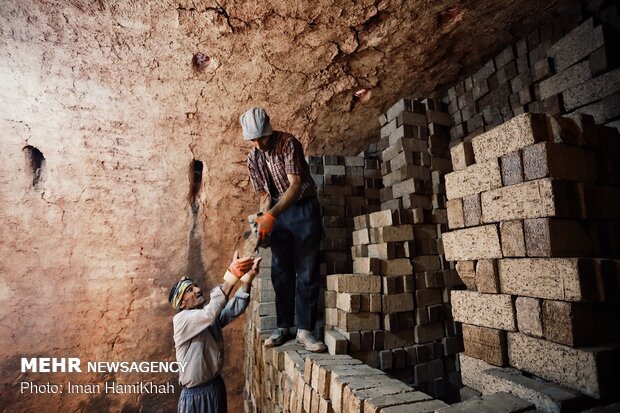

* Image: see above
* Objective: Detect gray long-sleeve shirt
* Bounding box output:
[173,286,250,388]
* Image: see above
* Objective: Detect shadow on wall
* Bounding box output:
[187,159,206,281]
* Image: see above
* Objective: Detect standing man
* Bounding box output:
[169,252,261,413]
[240,107,326,353]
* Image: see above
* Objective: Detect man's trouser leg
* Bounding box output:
[178,375,227,413]
[290,197,322,330]
[271,212,297,329]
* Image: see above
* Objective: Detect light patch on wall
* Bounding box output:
[22,145,45,188]
[0,276,12,302]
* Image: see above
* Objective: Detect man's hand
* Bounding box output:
[224,251,254,284]
[255,212,276,241]
[241,256,263,284]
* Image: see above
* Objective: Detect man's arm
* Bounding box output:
[258,191,271,213]
[267,173,301,217]
[173,287,227,345]
[218,256,260,327]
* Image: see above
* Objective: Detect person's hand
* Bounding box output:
[241,256,263,284]
[223,251,253,284]
[255,212,276,241]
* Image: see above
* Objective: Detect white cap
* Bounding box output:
[240,107,273,140]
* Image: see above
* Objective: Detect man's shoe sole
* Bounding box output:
[264,337,290,348]
[296,339,327,353]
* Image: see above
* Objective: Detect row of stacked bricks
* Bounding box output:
[254,340,449,413]
[308,152,383,278]
[446,14,620,142]
[244,247,278,412]
[323,98,465,403]
[444,112,620,410]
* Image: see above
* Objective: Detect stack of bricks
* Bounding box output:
[310,154,381,277]
[446,13,620,142]
[321,97,465,402]
[377,97,431,211]
[243,247,278,413]
[246,339,448,413]
[444,112,620,409]
[361,142,383,215]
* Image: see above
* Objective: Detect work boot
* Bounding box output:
[264,328,290,348]
[296,329,327,353]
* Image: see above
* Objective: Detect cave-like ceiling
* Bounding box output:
[174,0,578,154]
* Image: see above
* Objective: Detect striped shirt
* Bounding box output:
[247,131,316,201]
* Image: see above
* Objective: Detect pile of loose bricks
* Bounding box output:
[444,112,620,411]
[322,98,466,403]
[446,15,620,143]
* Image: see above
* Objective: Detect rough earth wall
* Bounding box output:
[0,1,580,412]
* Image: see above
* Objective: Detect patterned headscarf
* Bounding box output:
[168,277,195,310]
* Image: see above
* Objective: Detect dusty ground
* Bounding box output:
[0,0,578,411]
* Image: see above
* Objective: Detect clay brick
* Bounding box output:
[352,229,370,245]
[498,258,600,301]
[475,259,500,293]
[451,290,516,331]
[471,113,548,164]
[386,99,412,121]
[455,261,476,290]
[336,293,361,312]
[563,67,620,111]
[507,332,616,398]
[443,225,502,261]
[363,391,436,413]
[412,255,441,272]
[353,257,381,275]
[542,300,620,347]
[368,210,397,228]
[382,275,411,294]
[523,218,593,257]
[392,178,424,198]
[390,151,416,171]
[522,142,597,183]
[382,293,414,313]
[381,259,413,276]
[396,111,427,127]
[414,224,438,240]
[383,330,415,349]
[500,150,524,186]
[375,225,414,243]
[500,220,526,257]
[367,243,396,259]
[462,194,482,227]
[326,275,382,293]
[539,60,591,100]
[415,288,442,306]
[445,159,503,200]
[547,18,605,72]
[515,297,543,337]
[450,141,475,171]
[414,323,445,344]
[462,324,508,366]
[338,310,381,331]
[400,164,431,181]
[324,329,348,355]
[481,178,581,223]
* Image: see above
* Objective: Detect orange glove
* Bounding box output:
[241,256,263,284]
[224,251,253,284]
[228,251,253,276]
[256,212,276,241]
